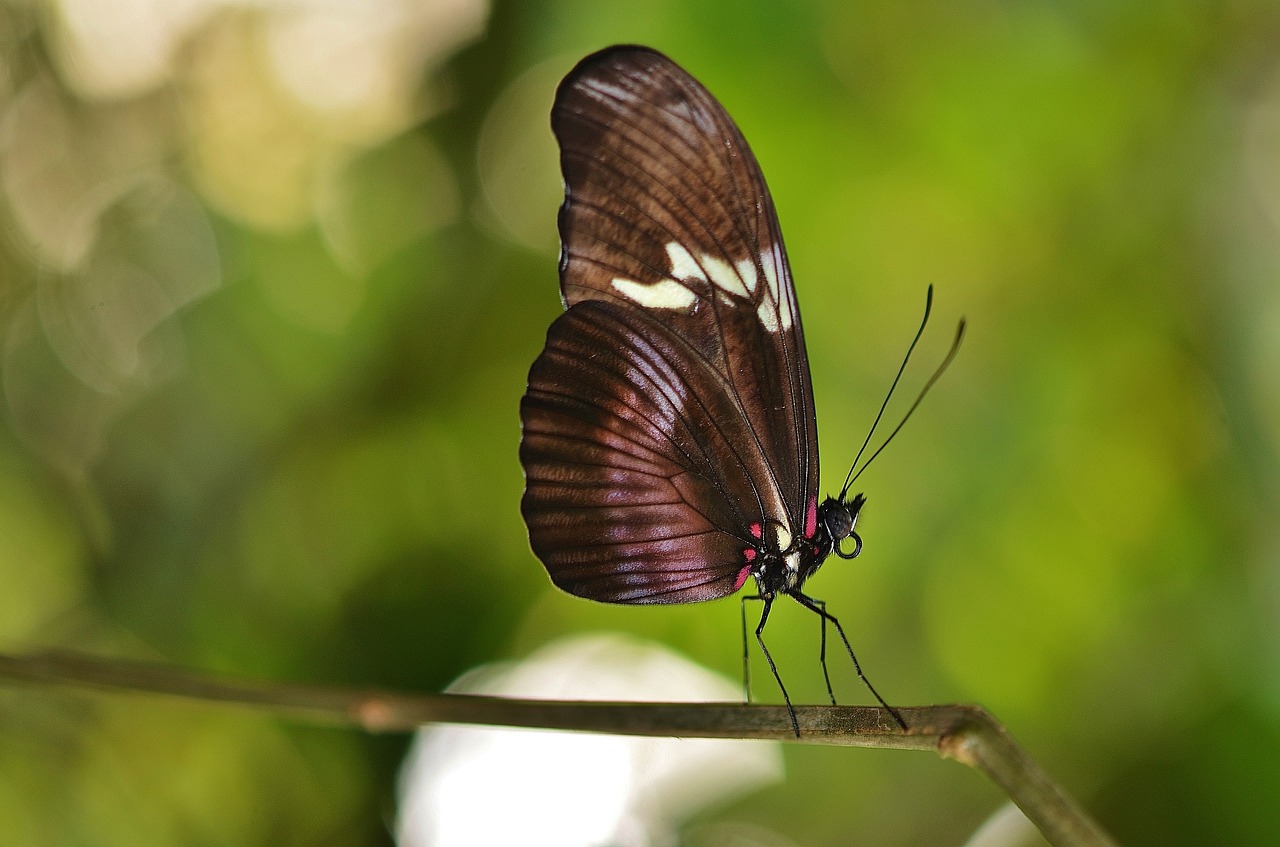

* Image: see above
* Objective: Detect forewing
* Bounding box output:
[521,300,765,604]
[551,45,818,536]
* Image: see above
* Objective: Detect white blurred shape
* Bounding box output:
[397,634,784,847]
[961,802,1048,847]
[48,0,489,106]
[415,727,632,846]
[266,0,488,120]
[50,0,219,99]
[268,6,390,114]
[38,0,488,232]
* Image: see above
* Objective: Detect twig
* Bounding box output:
[0,650,1117,847]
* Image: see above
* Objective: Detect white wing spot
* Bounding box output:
[611,277,697,310]
[735,258,758,294]
[759,244,792,332]
[757,300,779,333]
[664,243,705,283]
[702,254,750,298]
[607,241,790,334]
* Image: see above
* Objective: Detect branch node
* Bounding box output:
[937,721,983,767]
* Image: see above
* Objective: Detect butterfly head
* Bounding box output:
[818,492,866,561]
[752,493,867,597]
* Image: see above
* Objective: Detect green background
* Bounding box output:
[1,0,1277,844]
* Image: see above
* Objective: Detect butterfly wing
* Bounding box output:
[523,300,763,602]
[520,46,820,603]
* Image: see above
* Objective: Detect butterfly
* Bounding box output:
[520,45,959,735]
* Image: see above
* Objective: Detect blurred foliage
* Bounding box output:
[1,0,1278,844]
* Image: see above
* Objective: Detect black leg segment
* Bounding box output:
[790,591,908,730]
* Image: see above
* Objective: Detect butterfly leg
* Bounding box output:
[740,593,761,703]
[813,597,838,706]
[791,592,907,730]
[749,594,800,736]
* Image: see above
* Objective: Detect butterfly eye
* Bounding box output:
[821,499,855,542]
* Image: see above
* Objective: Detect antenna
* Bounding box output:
[840,285,935,497]
[840,288,965,497]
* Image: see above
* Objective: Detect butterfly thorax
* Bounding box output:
[749,550,809,597]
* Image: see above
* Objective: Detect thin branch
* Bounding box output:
[0,651,1117,847]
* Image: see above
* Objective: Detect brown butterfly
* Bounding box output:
[520,45,960,734]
